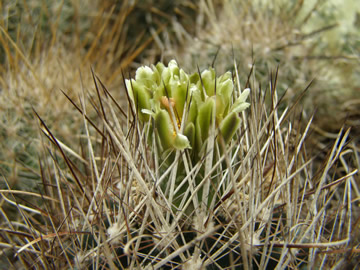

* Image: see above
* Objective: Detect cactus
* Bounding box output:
[0,1,359,268]
[125,60,250,216]
[0,59,357,269]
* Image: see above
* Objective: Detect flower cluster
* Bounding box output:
[125,60,250,157]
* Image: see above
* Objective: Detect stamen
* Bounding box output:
[160,96,175,110]
[160,96,181,132]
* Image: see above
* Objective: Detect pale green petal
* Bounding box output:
[217,79,233,102]
[151,64,161,84]
[179,69,189,83]
[141,109,155,117]
[219,112,241,144]
[168,59,178,68]
[173,133,191,150]
[153,84,166,104]
[187,93,198,124]
[189,72,200,84]
[216,79,233,117]
[184,122,195,149]
[135,66,156,89]
[230,88,250,113]
[190,84,203,106]
[132,81,151,122]
[168,59,180,77]
[201,68,216,96]
[172,80,188,118]
[218,71,232,83]
[155,109,175,151]
[161,66,171,85]
[135,66,154,81]
[238,88,250,103]
[231,102,250,114]
[196,98,215,146]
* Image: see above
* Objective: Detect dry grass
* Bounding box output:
[0,0,168,189]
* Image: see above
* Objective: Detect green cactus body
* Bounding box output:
[125,60,250,213]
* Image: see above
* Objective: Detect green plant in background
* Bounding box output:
[125,60,250,214]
